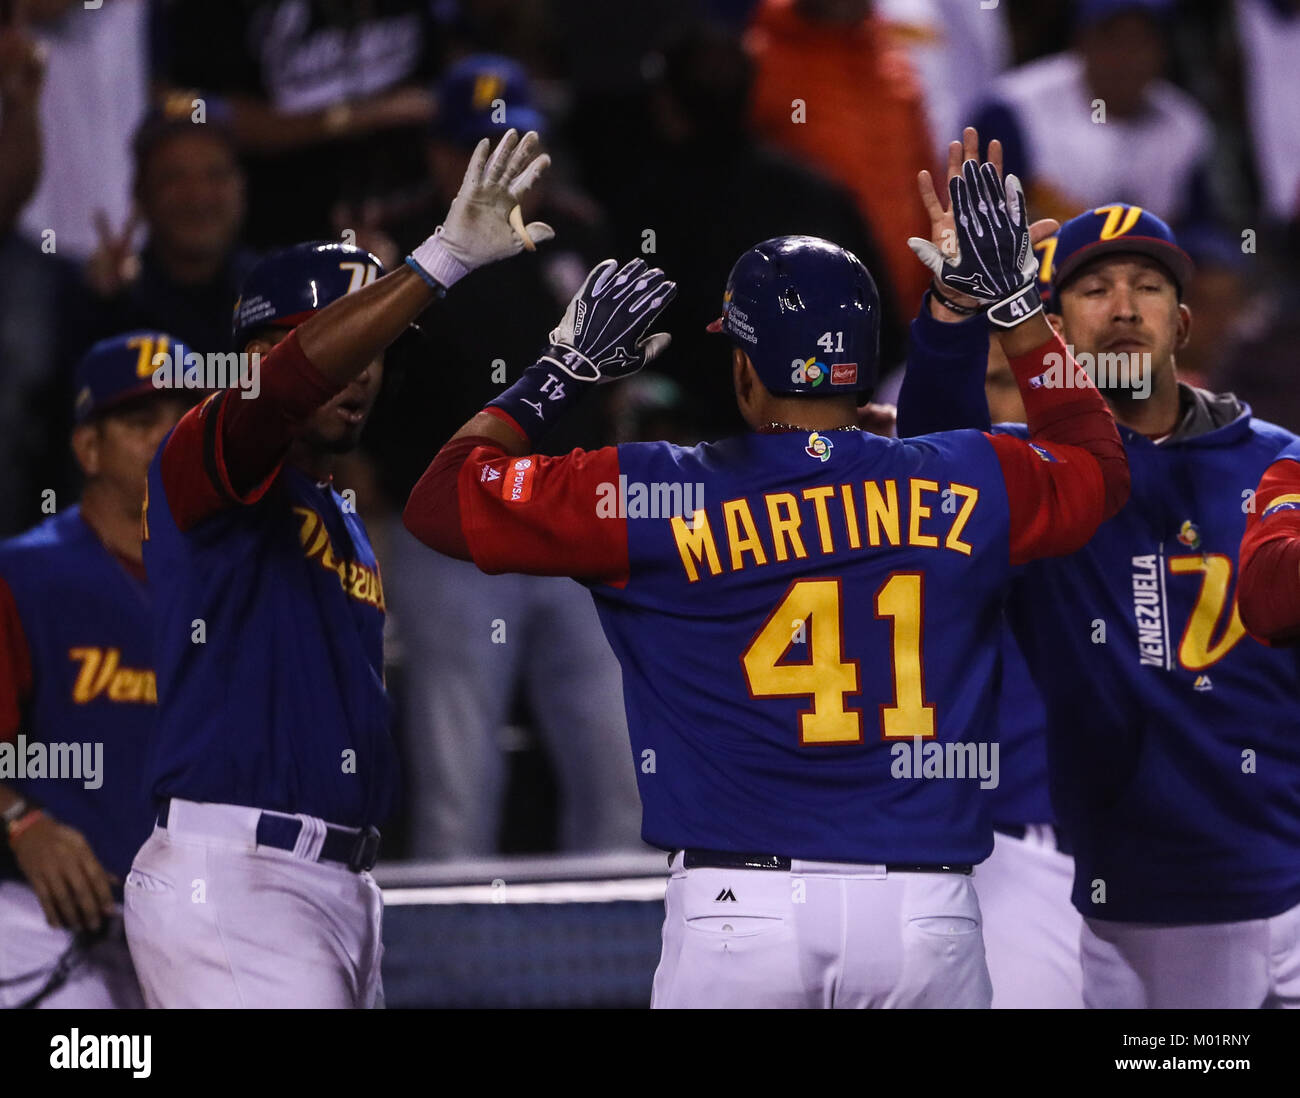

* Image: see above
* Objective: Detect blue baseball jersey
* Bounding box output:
[1006,414,1300,922]
[420,392,1116,866]
[592,431,1012,864]
[988,627,1053,827]
[142,396,398,828]
[898,308,1300,922]
[0,508,157,881]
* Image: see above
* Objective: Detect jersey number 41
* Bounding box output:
[741,575,934,746]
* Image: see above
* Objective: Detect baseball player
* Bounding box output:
[1240,445,1300,642]
[900,170,1300,1005]
[0,332,192,1008]
[401,155,1129,1007]
[123,129,552,1008]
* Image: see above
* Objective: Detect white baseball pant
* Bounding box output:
[123,799,384,1008]
[1082,899,1300,1008]
[973,826,1084,1008]
[0,879,143,1008]
[651,854,991,1008]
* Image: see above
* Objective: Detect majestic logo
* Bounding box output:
[805,432,833,462]
[1028,443,1057,463]
[1193,674,1213,692]
[830,363,858,386]
[1177,520,1201,550]
[714,888,737,902]
[480,466,500,483]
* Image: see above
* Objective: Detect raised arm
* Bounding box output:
[897,128,1057,438]
[403,258,676,581]
[158,130,553,530]
[903,135,1127,562]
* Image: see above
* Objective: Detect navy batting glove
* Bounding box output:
[909,161,1041,330]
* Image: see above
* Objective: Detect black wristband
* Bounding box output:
[929,281,982,317]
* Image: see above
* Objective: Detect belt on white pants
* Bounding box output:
[156,798,381,873]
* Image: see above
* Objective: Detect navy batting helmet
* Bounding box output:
[707,235,880,396]
[232,242,386,349]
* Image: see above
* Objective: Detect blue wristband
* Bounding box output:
[486,355,596,447]
[404,256,449,297]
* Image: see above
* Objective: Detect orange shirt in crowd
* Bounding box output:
[747,0,935,322]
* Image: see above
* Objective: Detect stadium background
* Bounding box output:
[2,0,1298,1005]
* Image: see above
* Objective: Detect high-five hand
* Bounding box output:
[407,129,554,290]
[910,127,1058,328]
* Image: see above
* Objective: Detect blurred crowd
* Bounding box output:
[2,0,1299,858]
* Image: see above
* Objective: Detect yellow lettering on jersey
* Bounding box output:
[765,493,808,562]
[944,483,979,556]
[722,498,768,571]
[801,486,837,555]
[68,647,157,705]
[864,480,900,547]
[840,483,862,549]
[671,510,723,582]
[292,506,386,611]
[1169,554,1247,670]
[908,479,940,548]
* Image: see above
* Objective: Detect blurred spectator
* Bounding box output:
[0,17,63,539]
[875,0,1012,162]
[970,0,1215,226]
[84,105,256,354]
[746,0,935,321]
[601,20,904,442]
[1173,225,1251,389]
[18,0,149,261]
[0,20,41,233]
[604,373,700,447]
[158,0,445,248]
[366,55,643,860]
[1235,0,1300,226]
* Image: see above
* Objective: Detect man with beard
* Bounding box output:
[900,165,1300,1007]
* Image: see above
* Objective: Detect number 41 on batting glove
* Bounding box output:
[909,161,1042,329]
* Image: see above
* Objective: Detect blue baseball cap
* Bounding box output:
[1043,204,1193,301]
[73,331,186,424]
[431,55,545,148]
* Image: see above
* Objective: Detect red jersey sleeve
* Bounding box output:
[158,329,342,531]
[1238,457,1300,645]
[988,332,1129,565]
[0,575,32,743]
[404,436,629,585]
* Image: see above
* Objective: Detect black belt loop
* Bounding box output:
[156,799,380,872]
[679,848,972,875]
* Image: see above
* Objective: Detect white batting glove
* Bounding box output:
[407,129,555,290]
